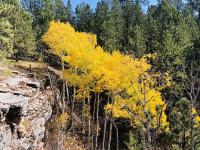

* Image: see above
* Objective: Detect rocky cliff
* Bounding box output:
[0,73,52,150]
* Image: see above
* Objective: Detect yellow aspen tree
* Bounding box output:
[43,21,171,149]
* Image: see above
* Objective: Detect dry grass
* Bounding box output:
[64,133,86,150]
[14,60,44,69]
[13,60,50,79]
[0,59,44,76]
[0,59,14,77]
[13,60,60,78]
[45,130,86,150]
[0,59,51,80]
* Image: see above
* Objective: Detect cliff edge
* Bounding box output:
[0,71,52,150]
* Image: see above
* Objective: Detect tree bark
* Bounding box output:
[107,117,113,150]
[15,52,18,62]
[82,99,86,132]
[191,104,195,150]
[113,120,119,150]
[87,97,92,149]
[71,85,75,127]
[71,68,76,127]
[95,93,100,150]
[61,61,65,113]
[102,95,110,150]
[108,96,114,150]
[91,93,97,150]
[181,130,186,150]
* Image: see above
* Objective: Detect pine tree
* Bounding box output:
[146,0,191,71]
[145,0,192,107]
[0,2,14,58]
[186,0,200,22]
[0,0,36,60]
[123,130,137,150]
[183,8,200,65]
[21,0,54,41]
[53,0,66,21]
[102,0,124,52]
[66,0,73,23]
[94,0,109,46]
[122,0,146,56]
[75,2,94,32]
[169,98,200,149]
[168,0,184,10]
[14,10,36,59]
[146,5,159,54]
[122,0,134,53]
[0,18,14,58]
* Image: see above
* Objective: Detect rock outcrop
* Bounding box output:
[0,73,52,150]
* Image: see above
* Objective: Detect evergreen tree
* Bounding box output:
[169,98,200,149]
[14,10,36,59]
[94,0,109,46]
[186,0,200,21]
[53,0,66,21]
[0,18,13,58]
[21,0,54,41]
[183,9,200,65]
[183,9,200,42]
[0,2,14,58]
[169,0,184,10]
[122,0,134,53]
[145,0,193,108]
[75,2,94,32]
[146,5,159,54]
[123,130,138,150]
[146,0,191,71]
[122,0,146,56]
[169,98,191,149]
[101,0,124,52]
[0,0,36,60]
[66,0,73,23]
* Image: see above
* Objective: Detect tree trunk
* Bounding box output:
[108,96,114,150]
[71,85,75,127]
[95,93,100,150]
[102,95,110,150]
[87,97,91,149]
[108,117,113,150]
[181,130,186,150]
[102,112,108,150]
[71,68,76,127]
[65,81,70,104]
[15,52,18,62]
[49,54,52,66]
[82,99,86,132]
[113,120,119,150]
[191,106,195,150]
[91,94,97,150]
[61,61,65,113]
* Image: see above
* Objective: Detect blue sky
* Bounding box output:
[71,0,99,9]
[64,0,158,11]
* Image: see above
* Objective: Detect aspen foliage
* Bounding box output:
[43,21,171,131]
[192,108,200,127]
[50,112,69,130]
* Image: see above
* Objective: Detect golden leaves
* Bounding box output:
[192,108,200,126]
[43,21,171,130]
